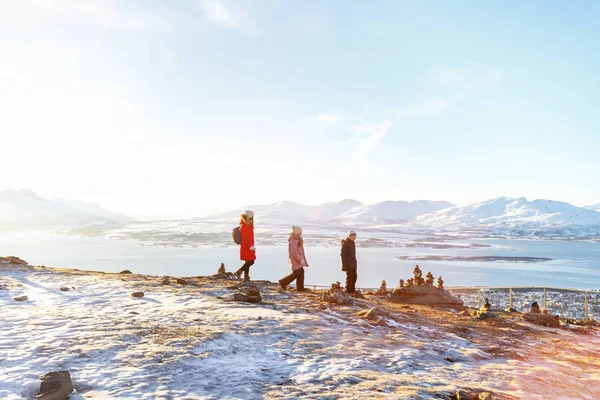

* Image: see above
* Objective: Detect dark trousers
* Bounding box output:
[345,269,357,293]
[240,260,254,278]
[280,268,305,290]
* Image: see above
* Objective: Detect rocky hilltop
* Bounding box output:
[1,257,599,399]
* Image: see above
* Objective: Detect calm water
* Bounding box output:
[1,232,599,289]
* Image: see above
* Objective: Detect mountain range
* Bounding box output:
[204,199,454,224]
[1,189,599,240]
[0,189,132,229]
[414,197,600,237]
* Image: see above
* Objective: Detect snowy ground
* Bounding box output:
[1,264,600,399]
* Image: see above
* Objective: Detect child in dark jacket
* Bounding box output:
[340,230,357,294]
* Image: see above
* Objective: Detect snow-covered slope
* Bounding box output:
[415,197,600,237]
[0,189,132,229]
[585,203,600,212]
[335,200,454,224]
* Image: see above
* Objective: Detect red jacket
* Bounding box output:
[239,219,256,261]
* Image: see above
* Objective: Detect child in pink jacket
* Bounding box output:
[278,225,308,291]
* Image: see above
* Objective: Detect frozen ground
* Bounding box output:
[1,263,600,399]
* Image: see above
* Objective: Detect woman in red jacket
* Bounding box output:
[234,210,256,281]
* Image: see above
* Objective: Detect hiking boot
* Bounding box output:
[278,279,287,290]
[234,269,243,280]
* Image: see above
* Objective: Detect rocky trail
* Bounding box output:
[1,259,599,399]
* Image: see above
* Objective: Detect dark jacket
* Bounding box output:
[340,238,357,271]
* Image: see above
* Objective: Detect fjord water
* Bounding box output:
[1,232,599,289]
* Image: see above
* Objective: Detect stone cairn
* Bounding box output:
[413,265,425,285]
[425,272,434,286]
[436,276,444,289]
[530,301,541,314]
[321,281,353,305]
[218,263,226,274]
[391,267,464,308]
[398,279,405,288]
[476,297,497,320]
[376,280,388,296]
[482,297,492,311]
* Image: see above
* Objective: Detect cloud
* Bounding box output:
[315,113,337,125]
[199,0,239,28]
[403,98,448,116]
[0,0,170,30]
[353,120,392,161]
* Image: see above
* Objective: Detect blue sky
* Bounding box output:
[0,0,599,217]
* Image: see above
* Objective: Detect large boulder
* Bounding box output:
[390,285,464,308]
[36,371,73,400]
[523,312,560,328]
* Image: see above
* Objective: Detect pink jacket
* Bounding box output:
[288,235,308,271]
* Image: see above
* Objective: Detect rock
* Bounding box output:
[36,370,73,400]
[476,311,498,320]
[0,256,28,265]
[131,292,145,298]
[390,285,464,308]
[530,301,541,314]
[233,286,262,303]
[356,307,392,321]
[59,287,70,292]
[478,392,493,400]
[161,278,170,285]
[523,312,560,328]
[176,278,188,285]
[444,357,454,363]
[453,389,479,400]
[14,296,29,302]
[352,289,365,299]
[119,270,132,274]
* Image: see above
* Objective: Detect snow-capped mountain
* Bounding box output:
[585,203,600,212]
[0,189,132,229]
[335,200,455,224]
[203,199,451,225]
[415,197,600,237]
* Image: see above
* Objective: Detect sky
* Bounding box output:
[1,0,599,218]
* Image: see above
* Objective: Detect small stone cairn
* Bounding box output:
[376,280,389,296]
[437,276,444,289]
[476,297,497,320]
[425,272,434,286]
[321,282,353,305]
[212,263,237,280]
[413,265,425,286]
[398,279,405,288]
